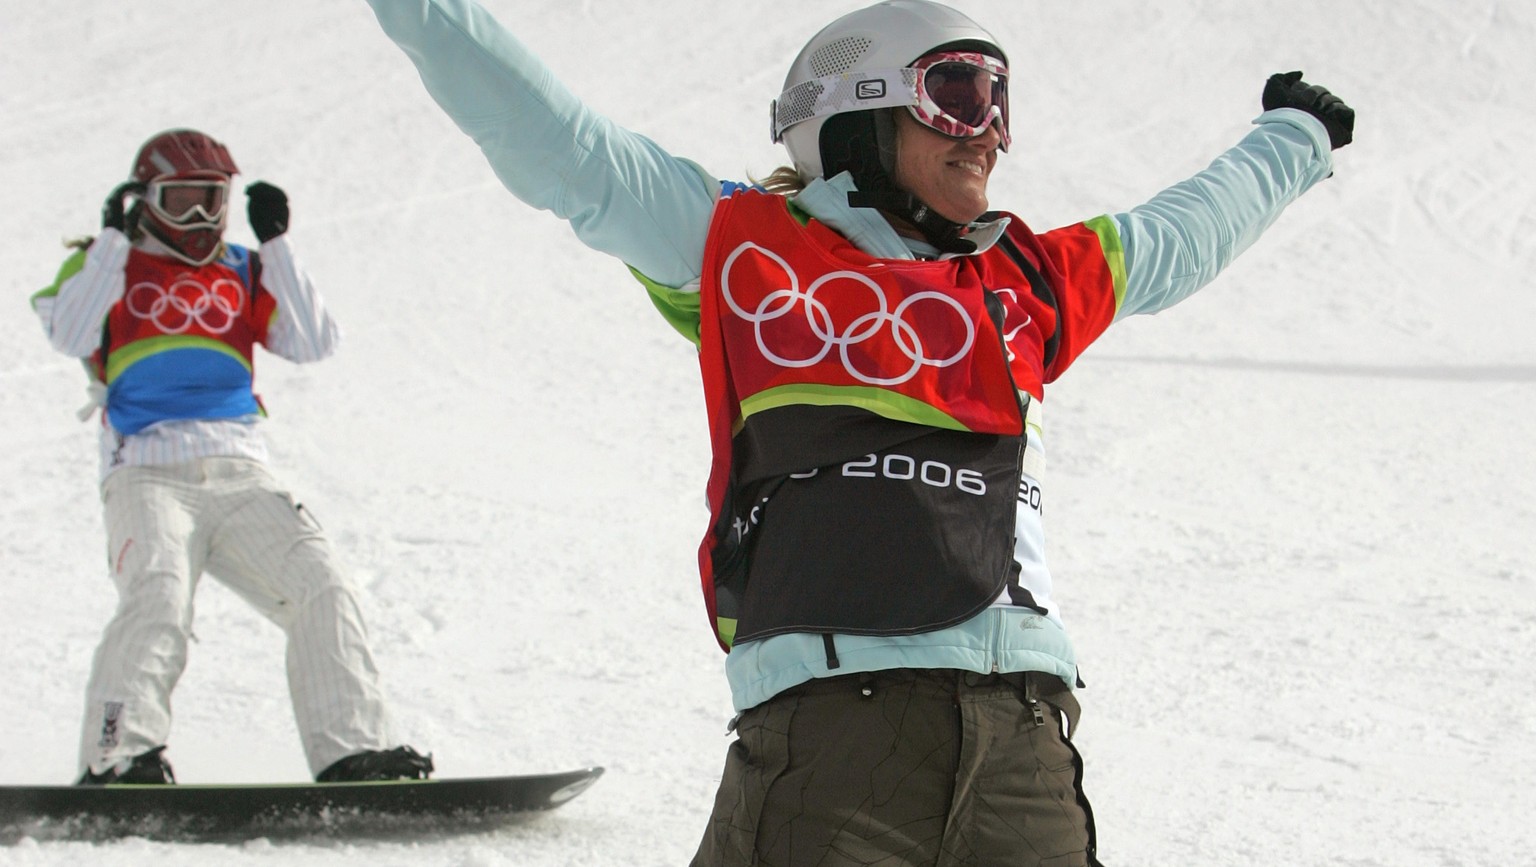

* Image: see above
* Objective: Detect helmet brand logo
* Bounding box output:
[855,80,886,100]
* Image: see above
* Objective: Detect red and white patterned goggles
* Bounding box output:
[772,50,1011,151]
[146,178,229,225]
[908,51,1011,150]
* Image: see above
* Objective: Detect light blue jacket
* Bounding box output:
[364,0,1335,711]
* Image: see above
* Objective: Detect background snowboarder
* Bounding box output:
[30,128,433,786]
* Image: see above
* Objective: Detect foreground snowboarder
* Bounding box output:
[361,0,1354,863]
[31,128,431,787]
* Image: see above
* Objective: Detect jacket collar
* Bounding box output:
[790,172,1010,261]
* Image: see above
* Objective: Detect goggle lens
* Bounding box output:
[150,180,228,224]
[925,63,995,127]
[911,52,1010,150]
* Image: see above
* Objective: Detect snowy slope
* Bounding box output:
[1,0,1533,864]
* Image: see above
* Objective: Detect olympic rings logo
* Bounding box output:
[124,276,245,335]
[720,242,977,387]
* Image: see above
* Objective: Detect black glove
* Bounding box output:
[246,181,290,243]
[101,181,145,232]
[1262,71,1354,150]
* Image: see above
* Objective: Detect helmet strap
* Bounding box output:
[826,110,977,256]
[847,186,977,255]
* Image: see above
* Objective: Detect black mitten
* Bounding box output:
[1262,71,1354,150]
[101,181,145,232]
[246,181,290,242]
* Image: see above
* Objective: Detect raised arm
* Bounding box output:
[1111,107,1336,319]
[362,0,720,289]
[259,236,341,363]
[243,182,341,363]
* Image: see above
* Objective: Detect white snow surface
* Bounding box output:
[2,0,1534,864]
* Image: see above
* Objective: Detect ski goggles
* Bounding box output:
[909,51,1010,149]
[146,178,229,225]
[772,50,1010,150]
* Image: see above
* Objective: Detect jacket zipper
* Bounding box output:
[983,287,1030,671]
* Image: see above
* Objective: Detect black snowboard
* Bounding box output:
[0,767,603,842]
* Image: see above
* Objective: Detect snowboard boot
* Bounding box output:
[77,745,176,785]
[316,745,434,782]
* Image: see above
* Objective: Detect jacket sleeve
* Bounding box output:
[258,237,341,363]
[362,0,719,291]
[31,230,130,359]
[1111,108,1336,319]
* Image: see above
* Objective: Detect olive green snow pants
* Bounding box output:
[692,669,1101,867]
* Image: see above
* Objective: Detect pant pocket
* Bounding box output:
[692,703,790,867]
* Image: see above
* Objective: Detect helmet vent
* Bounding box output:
[808,36,872,77]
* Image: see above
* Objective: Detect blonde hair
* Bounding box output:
[751,165,807,197]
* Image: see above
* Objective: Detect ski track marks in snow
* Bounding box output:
[2,0,1535,865]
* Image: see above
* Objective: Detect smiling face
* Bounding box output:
[888,108,1001,226]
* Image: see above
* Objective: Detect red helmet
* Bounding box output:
[129,129,240,266]
[131,129,239,184]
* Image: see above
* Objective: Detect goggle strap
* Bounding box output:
[772,68,921,142]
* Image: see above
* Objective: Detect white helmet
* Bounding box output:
[771,0,1010,182]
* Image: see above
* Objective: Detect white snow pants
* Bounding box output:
[80,457,396,778]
